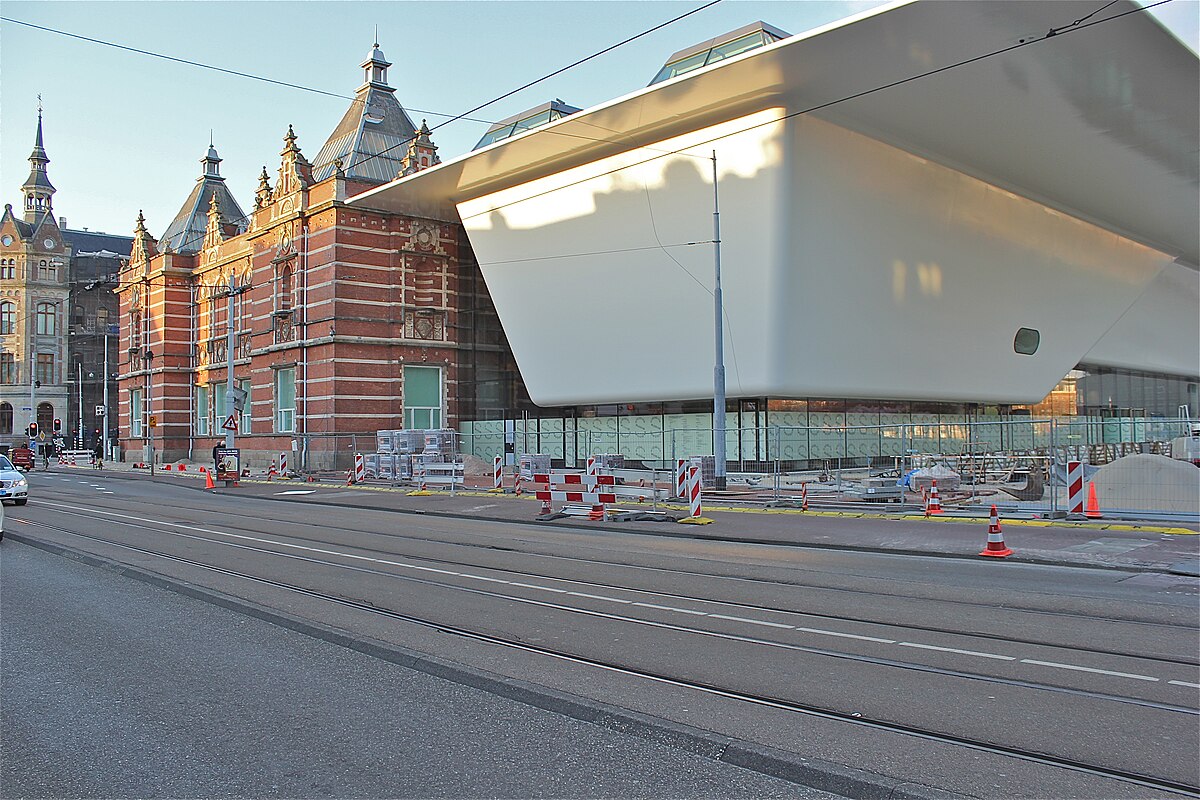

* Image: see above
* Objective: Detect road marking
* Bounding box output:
[276,490,316,495]
[27,500,1185,690]
[632,602,707,615]
[567,591,631,604]
[897,642,1014,660]
[1020,659,1159,682]
[795,626,895,644]
[708,613,793,629]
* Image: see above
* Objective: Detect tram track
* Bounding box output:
[8,517,1199,798]
[27,493,1199,667]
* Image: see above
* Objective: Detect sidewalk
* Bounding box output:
[61,461,1200,576]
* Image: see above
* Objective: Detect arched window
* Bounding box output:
[0,301,14,335]
[0,402,12,434]
[36,302,56,335]
[37,402,53,432]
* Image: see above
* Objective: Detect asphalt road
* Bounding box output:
[3,470,1198,799]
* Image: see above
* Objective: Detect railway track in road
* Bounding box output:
[11,514,1200,798]
[25,494,1200,667]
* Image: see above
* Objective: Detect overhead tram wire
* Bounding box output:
[0,16,495,127]
[0,3,725,259]
[457,0,1174,224]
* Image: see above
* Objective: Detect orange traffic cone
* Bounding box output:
[979,505,1013,557]
[925,480,944,516]
[205,470,216,490]
[588,504,605,521]
[539,498,552,515]
[1084,482,1103,519]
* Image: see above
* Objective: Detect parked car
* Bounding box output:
[0,495,5,540]
[9,446,34,471]
[0,455,29,509]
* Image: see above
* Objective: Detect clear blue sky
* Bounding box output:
[1,1,1196,240]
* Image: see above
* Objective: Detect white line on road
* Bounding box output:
[29,499,1185,690]
[794,626,895,644]
[897,642,1014,660]
[1020,659,1159,682]
[276,490,316,495]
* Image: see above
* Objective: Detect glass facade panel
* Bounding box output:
[651,50,710,84]
[704,32,765,65]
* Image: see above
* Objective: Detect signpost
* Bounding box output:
[215,447,240,482]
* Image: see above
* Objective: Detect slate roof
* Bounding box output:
[157,146,246,254]
[62,229,133,258]
[311,43,419,184]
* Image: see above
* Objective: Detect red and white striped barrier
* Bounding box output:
[800,482,809,511]
[532,473,616,487]
[535,490,618,505]
[279,452,288,476]
[675,459,688,498]
[353,453,365,483]
[1066,460,1084,514]
[493,456,503,491]
[586,456,598,477]
[687,465,703,518]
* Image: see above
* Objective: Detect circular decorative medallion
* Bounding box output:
[1,235,12,246]
[43,238,55,249]
[413,225,435,251]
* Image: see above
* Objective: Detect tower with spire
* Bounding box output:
[21,107,56,225]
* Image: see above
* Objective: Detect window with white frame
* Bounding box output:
[0,301,14,335]
[130,389,143,438]
[214,383,227,429]
[403,365,442,429]
[196,385,210,435]
[275,367,295,432]
[238,378,251,433]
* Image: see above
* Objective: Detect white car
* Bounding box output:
[0,454,29,506]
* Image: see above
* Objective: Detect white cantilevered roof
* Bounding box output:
[352,0,1199,266]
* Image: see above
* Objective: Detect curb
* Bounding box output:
[8,531,965,800]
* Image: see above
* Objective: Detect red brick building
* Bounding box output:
[117,43,521,469]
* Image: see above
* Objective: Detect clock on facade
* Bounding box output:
[43,238,55,249]
[1,235,12,246]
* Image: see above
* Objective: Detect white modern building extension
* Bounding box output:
[354,0,1199,415]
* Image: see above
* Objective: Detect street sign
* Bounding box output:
[215,447,240,482]
[148,415,158,428]
[221,414,238,432]
[231,386,248,413]
[96,405,106,417]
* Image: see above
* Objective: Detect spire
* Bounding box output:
[201,141,223,180]
[21,106,56,224]
[361,38,393,92]
[255,166,274,209]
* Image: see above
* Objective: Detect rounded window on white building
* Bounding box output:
[1014,327,1040,355]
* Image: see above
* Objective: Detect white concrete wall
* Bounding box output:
[460,110,1187,407]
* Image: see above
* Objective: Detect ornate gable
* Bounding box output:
[128,211,159,276]
[275,125,314,200]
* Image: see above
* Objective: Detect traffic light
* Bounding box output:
[53,417,61,433]
[27,422,38,438]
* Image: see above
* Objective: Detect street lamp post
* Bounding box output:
[76,360,84,449]
[711,151,727,491]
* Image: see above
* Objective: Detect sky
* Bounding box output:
[1,0,1196,240]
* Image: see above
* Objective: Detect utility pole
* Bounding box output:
[225,282,236,452]
[711,151,727,490]
[102,330,109,460]
[76,360,83,449]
